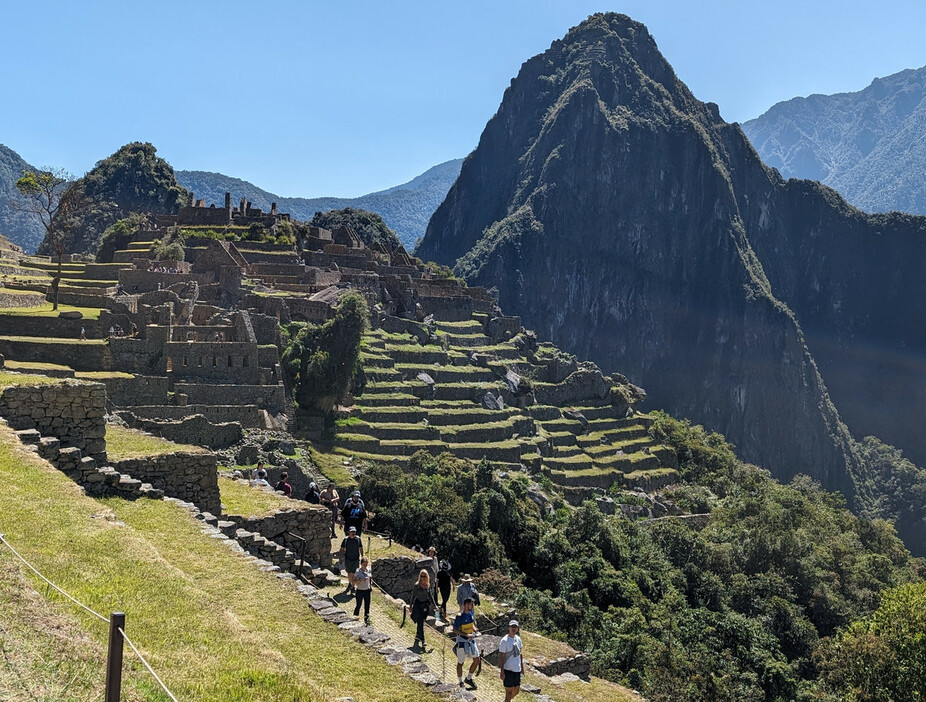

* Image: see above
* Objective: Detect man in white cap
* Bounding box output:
[498,619,523,700]
[338,525,364,594]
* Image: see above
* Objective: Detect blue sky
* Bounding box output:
[3,0,924,197]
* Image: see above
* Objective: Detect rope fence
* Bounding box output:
[0,532,179,701]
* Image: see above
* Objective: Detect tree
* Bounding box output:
[310,208,401,250]
[15,168,76,310]
[282,292,369,416]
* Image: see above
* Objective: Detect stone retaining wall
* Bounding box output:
[110,452,221,514]
[225,505,332,566]
[0,381,107,461]
[369,555,437,604]
[0,338,114,372]
[127,403,264,427]
[0,291,45,308]
[117,411,243,449]
[96,374,169,406]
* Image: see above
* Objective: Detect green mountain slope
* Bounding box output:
[177,158,463,249]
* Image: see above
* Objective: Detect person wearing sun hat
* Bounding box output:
[456,573,479,611]
[498,619,523,700]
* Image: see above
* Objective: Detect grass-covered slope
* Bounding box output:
[0,423,428,701]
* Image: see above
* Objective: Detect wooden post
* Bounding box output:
[105,612,126,702]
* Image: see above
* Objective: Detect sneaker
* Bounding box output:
[364,616,370,625]
[465,677,477,690]
[458,682,464,689]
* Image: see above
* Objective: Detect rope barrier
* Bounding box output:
[119,628,179,702]
[0,534,180,701]
[0,534,109,624]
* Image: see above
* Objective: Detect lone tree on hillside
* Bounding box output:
[282,292,369,417]
[15,168,78,310]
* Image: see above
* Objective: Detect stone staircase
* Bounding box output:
[335,315,679,495]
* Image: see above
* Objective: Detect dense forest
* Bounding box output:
[359,414,925,701]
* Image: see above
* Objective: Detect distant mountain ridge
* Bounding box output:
[0,144,46,252]
[176,159,463,249]
[743,65,926,214]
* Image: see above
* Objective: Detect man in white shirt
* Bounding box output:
[498,619,523,700]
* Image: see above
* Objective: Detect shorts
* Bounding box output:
[345,558,359,574]
[503,669,521,689]
[455,639,480,664]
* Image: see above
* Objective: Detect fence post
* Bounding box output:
[105,612,126,702]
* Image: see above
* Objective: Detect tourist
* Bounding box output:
[80,326,86,341]
[108,325,115,338]
[320,483,340,537]
[456,574,479,610]
[339,526,364,595]
[252,469,270,488]
[353,555,372,623]
[304,481,321,504]
[452,597,481,689]
[427,545,438,575]
[274,471,292,497]
[410,569,436,651]
[437,559,453,617]
[341,490,367,536]
[498,620,523,701]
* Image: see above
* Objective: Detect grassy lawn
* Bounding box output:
[0,424,429,701]
[0,302,104,319]
[0,335,106,345]
[218,475,299,517]
[0,371,64,389]
[75,370,135,379]
[4,359,73,373]
[304,445,358,488]
[106,425,205,460]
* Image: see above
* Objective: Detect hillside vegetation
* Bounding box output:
[358,417,925,701]
[0,144,44,252]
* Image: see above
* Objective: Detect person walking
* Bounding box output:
[410,569,437,651]
[338,526,364,595]
[353,556,372,623]
[341,490,368,536]
[498,620,524,701]
[452,597,481,689]
[320,484,340,537]
[456,574,479,611]
[437,560,453,617]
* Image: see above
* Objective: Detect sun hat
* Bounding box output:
[509,620,519,628]
[460,574,473,583]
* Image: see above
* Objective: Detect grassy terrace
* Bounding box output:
[0,334,106,344]
[218,475,298,517]
[105,425,205,460]
[0,302,104,319]
[0,371,64,389]
[0,424,427,701]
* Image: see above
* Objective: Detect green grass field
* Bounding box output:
[0,423,430,701]
[0,302,104,319]
[105,425,205,460]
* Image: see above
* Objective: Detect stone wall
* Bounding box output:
[127,404,264,427]
[166,341,259,383]
[111,452,220,514]
[174,383,287,414]
[369,555,437,604]
[0,313,101,339]
[0,381,107,461]
[117,411,243,449]
[225,505,332,566]
[0,338,114,372]
[0,291,45,308]
[54,291,112,308]
[95,375,169,406]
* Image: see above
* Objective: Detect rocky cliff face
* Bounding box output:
[419,13,926,506]
[743,66,926,215]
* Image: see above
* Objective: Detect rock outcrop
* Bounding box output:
[419,13,926,507]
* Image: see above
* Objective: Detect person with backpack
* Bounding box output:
[452,597,481,690]
[437,560,454,617]
[338,526,364,595]
[319,484,340,537]
[304,482,321,504]
[498,620,524,701]
[274,471,292,497]
[341,490,368,536]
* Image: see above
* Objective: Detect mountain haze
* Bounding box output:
[419,13,926,539]
[177,159,463,249]
[0,144,46,252]
[743,65,926,214]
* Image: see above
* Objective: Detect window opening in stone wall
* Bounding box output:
[213,356,217,367]
[228,355,233,367]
